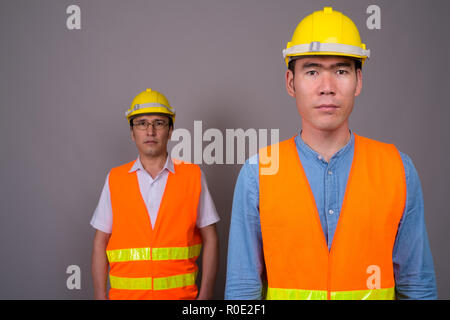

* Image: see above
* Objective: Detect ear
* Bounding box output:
[168,126,173,140]
[286,69,296,98]
[354,68,363,97]
[130,127,135,142]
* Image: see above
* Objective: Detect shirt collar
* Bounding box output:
[295,130,354,163]
[128,154,175,174]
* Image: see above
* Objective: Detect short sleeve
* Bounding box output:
[90,173,113,234]
[196,170,220,228]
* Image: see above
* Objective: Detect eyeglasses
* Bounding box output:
[132,119,169,131]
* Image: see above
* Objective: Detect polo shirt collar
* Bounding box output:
[128,154,175,174]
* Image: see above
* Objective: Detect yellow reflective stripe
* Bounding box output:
[331,287,395,300]
[107,248,150,262]
[267,287,395,300]
[152,244,202,261]
[106,244,202,262]
[109,271,197,291]
[153,271,198,290]
[266,287,327,300]
[109,275,152,290]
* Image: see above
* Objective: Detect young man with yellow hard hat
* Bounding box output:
[91,88,220,300]
[225,7,437,300]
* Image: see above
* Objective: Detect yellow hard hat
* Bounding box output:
[125,88,176,123]
[283,7,370,67]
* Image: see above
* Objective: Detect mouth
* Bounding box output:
[315,104,340,112]
[144,140,158,145]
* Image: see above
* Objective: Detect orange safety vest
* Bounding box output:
[106,160,202,300]
[259,134,406,300]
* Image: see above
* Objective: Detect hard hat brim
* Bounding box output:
[128,111,174,121]
[125,103,176,122]
[283,42,370,67]
[285,51,368,67]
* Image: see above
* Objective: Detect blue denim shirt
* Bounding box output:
[225,132,437,300]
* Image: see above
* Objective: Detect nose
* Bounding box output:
[146,124,156,136]
[319,72,336,96]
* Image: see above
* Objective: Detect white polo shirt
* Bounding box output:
[90,156,220,233]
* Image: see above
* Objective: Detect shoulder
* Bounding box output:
[234,154,260,191]
[258,136,295,153]
[243,153,259,175]
[397,151,418,186]
[171,159,202,185]
[354,134,405,162]
[107,160,138,184]
[356,134,419,185]
[110,159,137,174]
[172,159,201,174]
[355,134,396,150]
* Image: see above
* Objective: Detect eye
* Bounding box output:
[337,69,348,75]
[154,120,166,128]
[306,70,318,76]
[136,121,148,128]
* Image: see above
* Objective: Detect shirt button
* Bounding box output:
[318,155,322,160]
[328,170,333,175]
[329,209,334,215]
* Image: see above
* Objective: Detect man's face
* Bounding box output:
[286,56,362,133]
[130,114,172,158]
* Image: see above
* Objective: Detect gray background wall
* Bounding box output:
[0,0,448,299]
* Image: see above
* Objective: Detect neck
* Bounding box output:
[300,123,351,162]
[139,152,168,179]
